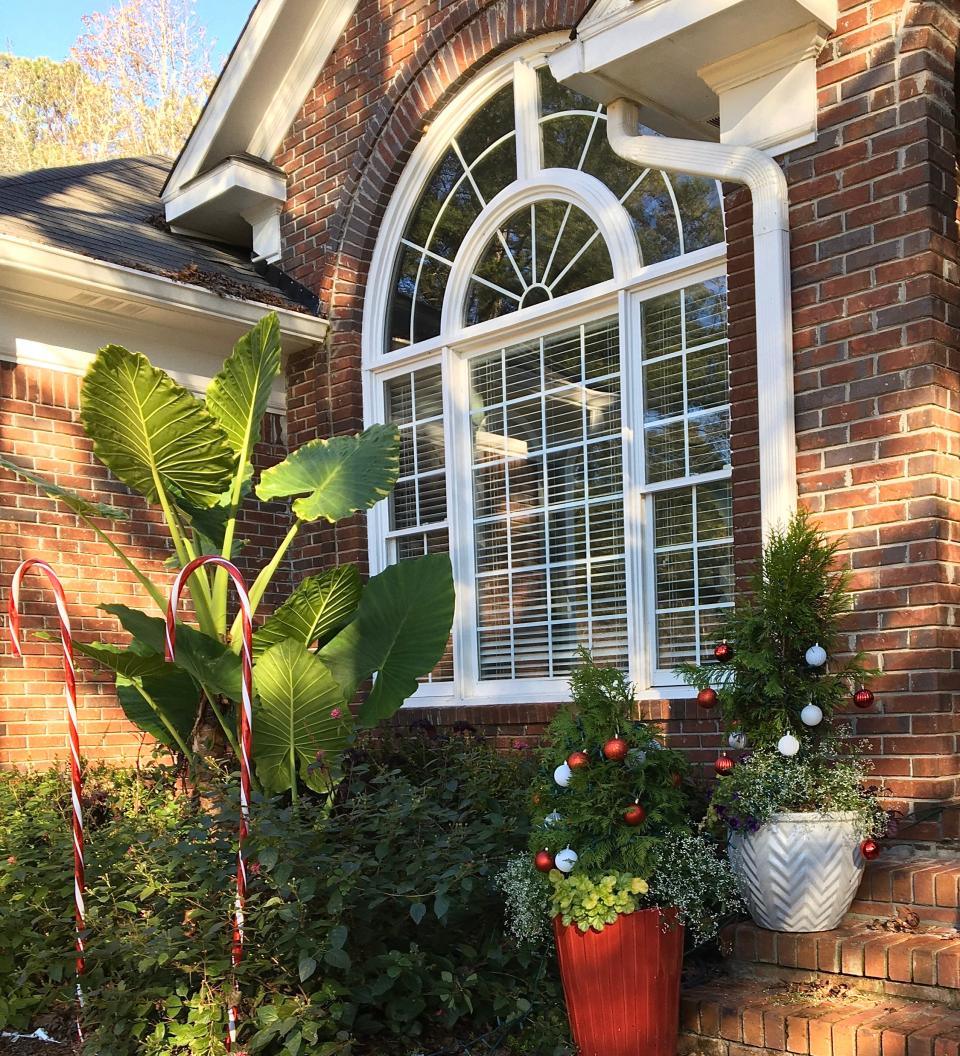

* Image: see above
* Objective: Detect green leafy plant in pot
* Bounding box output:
[678,509,887,932]
[0,314,454,799]
[505,654,741,1056]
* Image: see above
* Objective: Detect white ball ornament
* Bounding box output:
[555,847,578,873]
[805,643,827,668]
[544,811,562,827]
[553,763,572,787]
[778,733,801,757]
[800,703,824,727]
[728,731,748,750]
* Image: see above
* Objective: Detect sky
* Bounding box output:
[0,1,254,68]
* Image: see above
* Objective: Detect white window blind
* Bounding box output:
[384,364,454,682]
[469,318,628,679]
[642,278,733,670]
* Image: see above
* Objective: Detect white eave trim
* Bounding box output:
[164,0,359,198]
[164,156,287,263]
[0,233,327,347]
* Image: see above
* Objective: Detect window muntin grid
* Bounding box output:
[384,364,454,682]
[469,317,627,679]
[370,52,734,699]
[464,200,614,326]
[385,63,725,351]
[642,277,733,670]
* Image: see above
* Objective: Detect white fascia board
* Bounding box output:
[166,0,359,198]
[549,0,837,148]
[164,158,286,225]
[0,234,327,349]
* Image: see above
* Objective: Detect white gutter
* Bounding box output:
[607,99,797,535]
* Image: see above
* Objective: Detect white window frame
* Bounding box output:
[362,37,730,705]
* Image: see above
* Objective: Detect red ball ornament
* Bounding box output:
[670,772,682,788]
[623,803,646,826]
[715,753,736,776]
[854,688,875,710]
[602,737,629,761]
[567,751,590,770]
[535,850,555,872]
[697,687,718,709]
[714,641,734,663]
[860,839,881,861]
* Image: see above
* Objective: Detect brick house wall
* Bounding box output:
[275,0,960,832]
[0,359,291,766]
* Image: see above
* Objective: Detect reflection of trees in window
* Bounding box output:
[464,201,614,325]
[385,66,726,349]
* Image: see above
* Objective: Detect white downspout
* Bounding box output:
[607,99,797,536]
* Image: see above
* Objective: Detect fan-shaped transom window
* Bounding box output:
[368,46,732,701]
[387,67,724,351]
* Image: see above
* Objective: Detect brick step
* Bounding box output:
[852,856,960,926]
[679,977,960,1056]
[722,920,960,999]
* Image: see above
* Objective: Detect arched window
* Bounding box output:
[364,42,732,701]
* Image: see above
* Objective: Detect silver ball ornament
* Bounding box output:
[800,703,824,727]
[805,643,827,667]
[544,811,562,827]
[554,847,578,873]
[728,731,748,750]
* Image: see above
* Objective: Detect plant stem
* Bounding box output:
[80,514,166,610]
[228,520,301,645]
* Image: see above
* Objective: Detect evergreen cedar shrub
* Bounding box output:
[677,508,874,747]
[521,656,741,940]
[678,509,887,835]
[0,735,572,1056]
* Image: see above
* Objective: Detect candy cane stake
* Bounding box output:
[165,556,252,1052]
[8,559,86,1042]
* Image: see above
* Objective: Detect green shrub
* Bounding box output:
[0,734,568,1056]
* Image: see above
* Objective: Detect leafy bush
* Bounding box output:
[0,735,568,1056]
[704,738,889,840]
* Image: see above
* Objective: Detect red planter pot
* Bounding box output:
[553,908,684,1056]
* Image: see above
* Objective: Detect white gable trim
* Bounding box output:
[162,0,358,250]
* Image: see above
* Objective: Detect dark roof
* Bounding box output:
[0,155,314,313]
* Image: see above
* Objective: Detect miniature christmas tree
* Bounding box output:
[678,508,875,756]
[528,652,691,882]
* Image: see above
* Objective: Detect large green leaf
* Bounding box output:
[253,639,349,795]
[0,454,128,519]
[102,604,242,700]
[318,554,454,726]
[80,344,234,509]
[58,637,167,681]
[117,668,197,753]
[206,314,282,474]
[253,566,361,659]
[256,425,400,523]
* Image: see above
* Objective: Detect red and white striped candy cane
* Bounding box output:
[8,558,86,1041]
[165,556,252,1051]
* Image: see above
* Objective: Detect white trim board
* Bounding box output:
[0,234,326,347]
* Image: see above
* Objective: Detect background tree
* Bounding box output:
[0,0,215,174]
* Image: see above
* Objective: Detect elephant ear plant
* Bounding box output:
[0,314,454,797]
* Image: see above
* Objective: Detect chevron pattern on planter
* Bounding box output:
[728,813,865,933]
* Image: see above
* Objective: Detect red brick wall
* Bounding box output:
[787,0,960,835]
[0,360,291,767]
[275,0,960,834]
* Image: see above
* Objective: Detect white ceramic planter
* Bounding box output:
[728,812,865,933]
